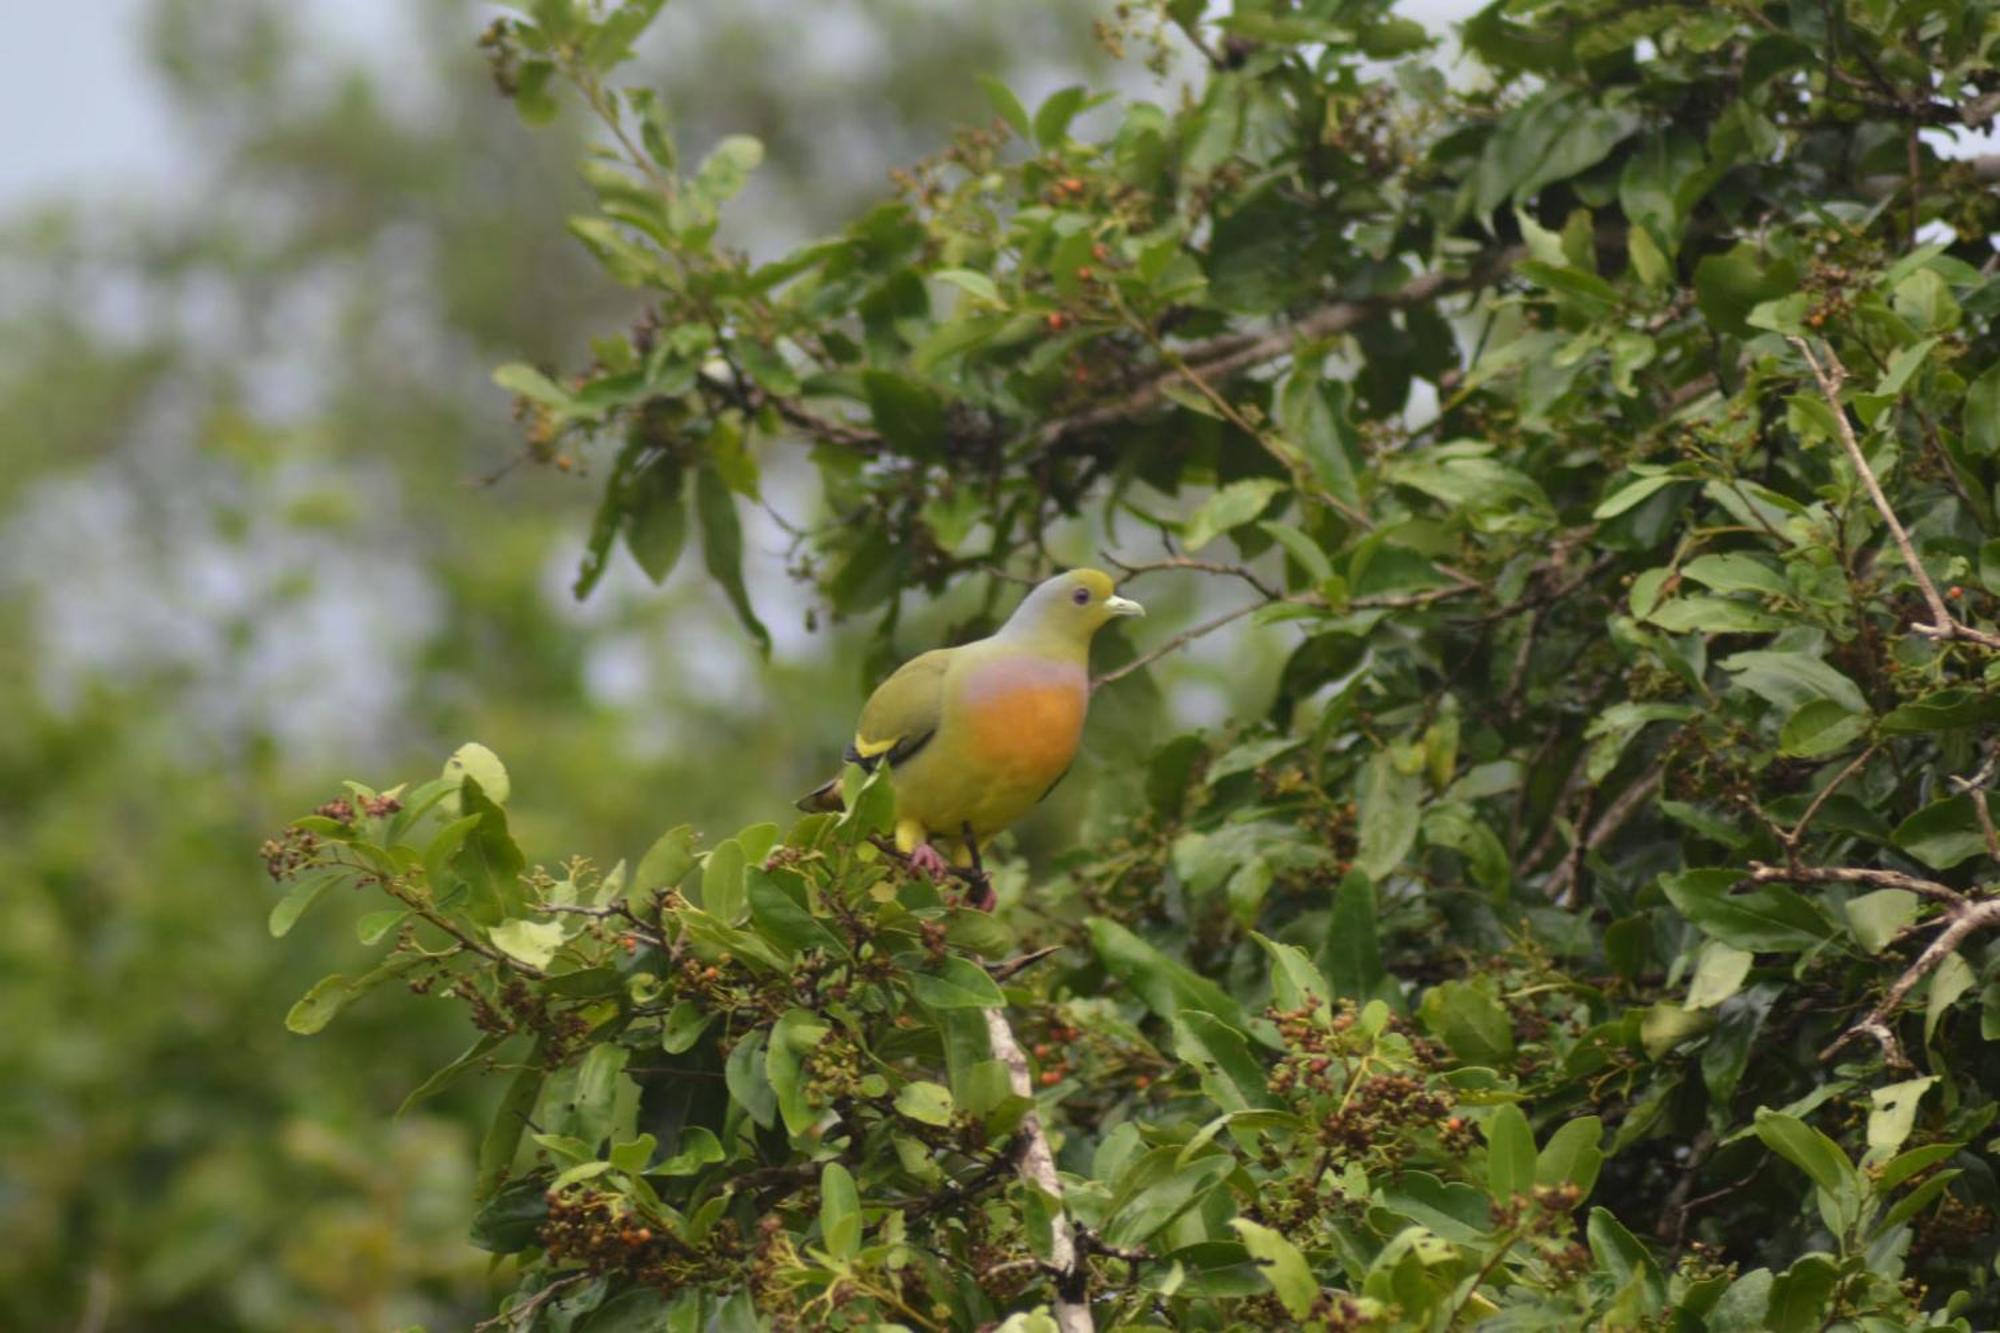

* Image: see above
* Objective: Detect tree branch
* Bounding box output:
[984,1005,1092,1332]
[1790,337,2000,651]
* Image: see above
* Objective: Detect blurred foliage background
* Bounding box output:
[0,2,1223,1327]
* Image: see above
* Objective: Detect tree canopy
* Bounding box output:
[265,0,2000,1328]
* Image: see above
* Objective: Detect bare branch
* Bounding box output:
[985,1006,1092,1332]
[1546,767,1663,907]
[1743,861,1967,909]
[1820,898,2000,1069]
[1789,337,2000,651]
[1091,600,1263,690]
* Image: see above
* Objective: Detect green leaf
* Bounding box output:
[1251,933,1332,1015]
[1925,951,1974,1045]
[489,918,567,970]
[442,741,511,812]
[634,824,698,899]
[1844,889,1919,954]
[1033,85,1088,148]
[977,75,1031,139]
[724,1029,777,1130]
[1535,1115,1605,1198]
[695,464,770,655]
[1779,699,1869,758]
[478,1053,547,1200]
[1090,918,1251,1034]
[1753,1108,1855,1197]
[1586,1207,1664,1313]
[1257,521,1333,584]
[1866,1076,1937,1153]
[1879,689,2000,733]
[1720,651,1868,716]
[862,370,944,458]
[1685,940,1754,1010]
[766,1008,830,1135]
[284,953,424,1035]
[1356,749,1423,879]
[1893,795,1989,870]
[894,1080,955,1127]
[268,867,342,938]
[1229,1218,1317,1320]
[1182,478,1285,552]
[1323,871,1388,1003]
[1484,1103,1535,1200]
[623,455,688,583]
[659,999,714,1055]
[1640,1001,1714,1059]
[398,1033,506,1118]
[1418,979,1514,1064]
[1660,869,1837,953]
[699,838,747,923]
[693,134,763,202]
[1965,362,2000,456]
[470,1176,550,1255]
[1594,472,1693,519]
[493,362,575,410]
[933,268,1002,307]
[908,955,1006,1010]
[819,1161,861,1260]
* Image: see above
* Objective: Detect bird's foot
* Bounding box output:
[963,879,997,913]
[907,842,951,882]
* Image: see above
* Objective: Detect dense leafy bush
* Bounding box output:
[276,0,2000,1326]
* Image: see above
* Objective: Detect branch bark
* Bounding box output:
[984,1006,1091,1332]
[1790,337,2000,651]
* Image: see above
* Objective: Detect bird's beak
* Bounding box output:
[1105,594,1145,618]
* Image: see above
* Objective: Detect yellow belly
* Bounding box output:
[893,661,1086,844]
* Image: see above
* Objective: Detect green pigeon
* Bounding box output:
[800,569,1144,896]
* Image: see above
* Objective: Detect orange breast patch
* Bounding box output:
[964,667,1087,785]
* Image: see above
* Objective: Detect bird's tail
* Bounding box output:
[795,775,845,814]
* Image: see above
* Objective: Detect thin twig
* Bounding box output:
[1545,768,1663,907]
[1819,898,2000,1069]
[1091,600,1263,690]
[1781,745,1879,861]
[1743,861,1967,909]
[1789,337,2000,650]
[1103,551,1280,601]
[473,1274,590,1332]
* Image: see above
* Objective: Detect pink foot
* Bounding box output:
[908,842,950,881]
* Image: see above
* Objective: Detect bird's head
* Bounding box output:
[1003,568,1145,644]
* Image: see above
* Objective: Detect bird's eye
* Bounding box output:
[1071,587,1091,606]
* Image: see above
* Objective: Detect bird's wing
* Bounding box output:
[847,648,953,771]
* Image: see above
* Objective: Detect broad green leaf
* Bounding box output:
[1535,1115,1605,1198]
[1753,1109,1855,1197]
[1323,871,1388,1004]
[977,75,1031,138]
[908,955,1006,1010]
[285,953,424,1035]
[1685,940,1754,1010]
[1925,951,1975,1045]
[1893,796,1991,870]
[1356,749,1423,879]
[1660,869,1837,953]
[700,837,747,923]
[1418,979,1514,1064]
[1484,1103,1535,1200]
[894,1080,954,1127]
[1843,889,1918,954]
[820,1161,861,1260]
[489,918,567,970]
[1866,1076,1937,1153]
[695,465,770,654]
[1779,699,1869,758]
[442,741,511,812]
[1229,1218,1317,1319]
[1090,918,1251,1034]
[1182,479,1284,552]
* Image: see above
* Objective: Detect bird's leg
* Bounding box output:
[959,822,996,912]
[907,842,951,881]
[897,817,951,882]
